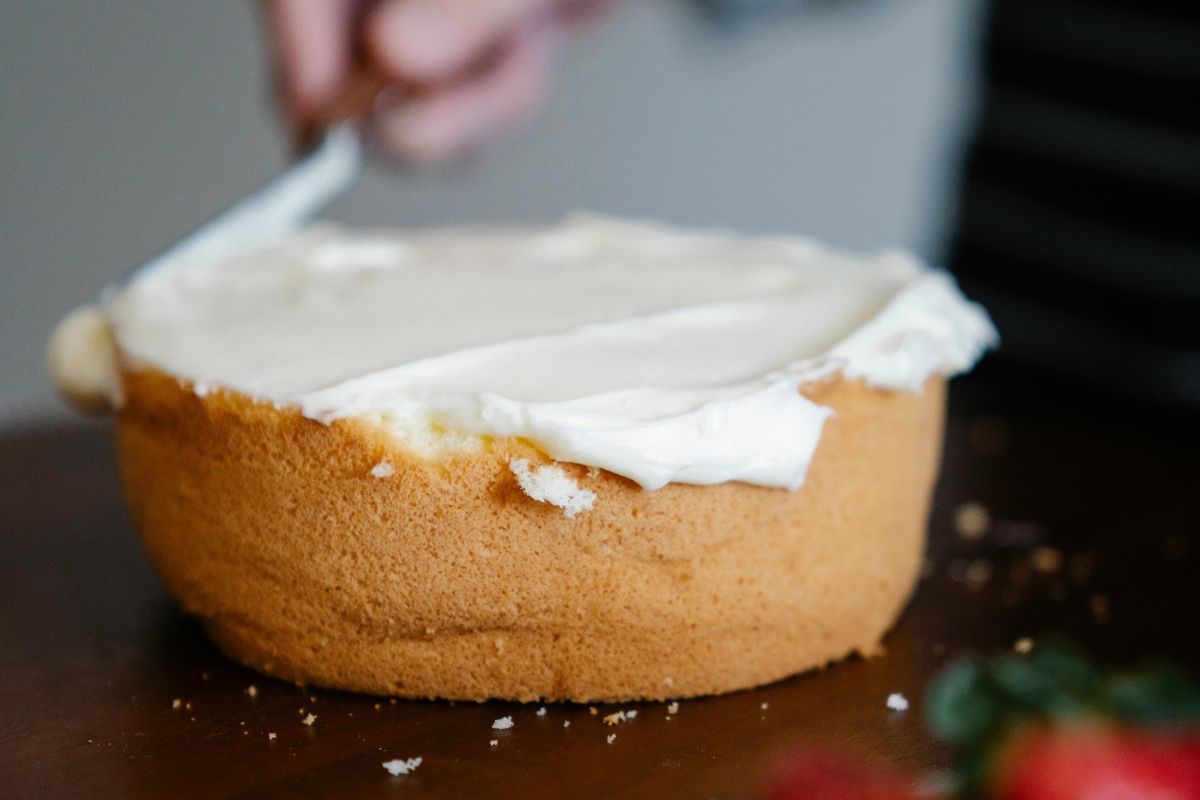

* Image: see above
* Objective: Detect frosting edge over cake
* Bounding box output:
[57,215,996,490]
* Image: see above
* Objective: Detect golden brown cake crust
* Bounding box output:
[116,369,945,702]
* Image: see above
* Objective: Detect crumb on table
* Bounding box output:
[382,757,422,776]
[1032,546,1063,573]
[954,502,991,540]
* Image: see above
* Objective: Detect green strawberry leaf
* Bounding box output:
[1105,664,1200,725]
[927,661,998,745]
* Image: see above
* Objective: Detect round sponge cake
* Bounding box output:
[117,366,944,702]
[52,216,992,701]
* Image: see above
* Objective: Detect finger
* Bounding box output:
[365,0,562,82]
[370,27,551,163]
[263,0,356,122]
[548,0,622,35]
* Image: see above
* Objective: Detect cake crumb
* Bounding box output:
[246,685,258,698]
[1014,637,1034,654]
[489,739,499,747]
[185,702,193,711]
[171,698,182,710]
[954,502,991,540]
[603,711,627,725]
[563,720,570,728]
[509,457,596,518]
[370,460,395,478]
[492,716,514,730]
[536,706,547,717]
[1032,546,1063,573]
[626,710,638,719]
[761,702,769,710]
[589,707,598,715]
[886,693,909,712]
[667,702,680,714]
[964,559,992,590]
[382,757,422,776]
[606,734,616,744]
[302,713,317,726]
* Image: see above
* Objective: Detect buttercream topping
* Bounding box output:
[61,215,996,490]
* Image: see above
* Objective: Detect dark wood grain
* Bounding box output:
[2,388,1197,799]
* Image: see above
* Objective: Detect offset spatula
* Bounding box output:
[124,68,399,285]
[52,72,392,412]
[121,127,362,286]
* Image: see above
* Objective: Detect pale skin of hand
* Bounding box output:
[263,0,613,162]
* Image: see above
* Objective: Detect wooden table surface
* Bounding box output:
[2,385,1197,799]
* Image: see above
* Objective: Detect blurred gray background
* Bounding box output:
[1,0,983,428]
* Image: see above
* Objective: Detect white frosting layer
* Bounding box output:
[102,215,996,490]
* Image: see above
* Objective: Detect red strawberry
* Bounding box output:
[994,726,1200,800]
[759,747,921,800]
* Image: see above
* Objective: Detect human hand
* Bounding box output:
[262,0,615,162]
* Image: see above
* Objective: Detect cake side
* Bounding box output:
[117,367,944,701]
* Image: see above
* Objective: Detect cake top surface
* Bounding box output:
[66,215,997,490]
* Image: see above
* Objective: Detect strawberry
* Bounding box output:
[993,726,1200,800]
[926,644,1200,797]
[759,747,921,800]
